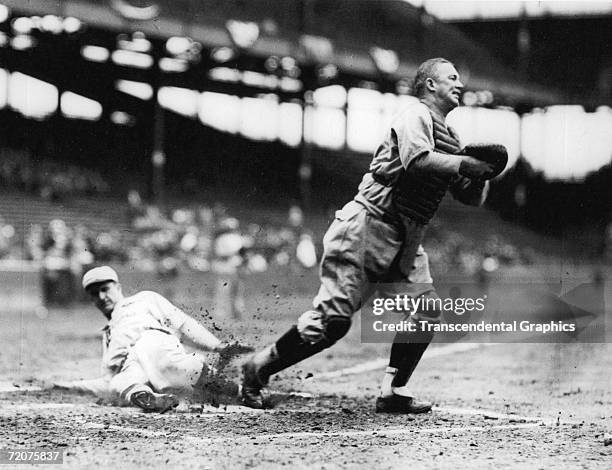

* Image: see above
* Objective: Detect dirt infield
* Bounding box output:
[1,340,611,469]
[1,270,611,469]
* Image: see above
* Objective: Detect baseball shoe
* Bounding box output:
[240,360,265,409]
[375,394,432,414]
[130,390,179,413]
[240,344,279,409]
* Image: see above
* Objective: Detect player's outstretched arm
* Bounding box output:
[147,291,222,351]
[394,107,463,177]
[178,314,223,351]
[52,377,113,396]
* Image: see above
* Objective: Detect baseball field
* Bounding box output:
[1,266,611,469]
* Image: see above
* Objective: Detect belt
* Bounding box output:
[146,327,172,335]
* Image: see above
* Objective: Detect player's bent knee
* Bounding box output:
[296,310,351,345]
[294,311,351,347]
[297,309,327,343]
[417,307,442,323]
[324,316,351,344]
[306,316,351,351]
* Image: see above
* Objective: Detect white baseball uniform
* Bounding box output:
[57,291,220,402]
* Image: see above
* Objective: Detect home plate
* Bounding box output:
[180,403,265,414]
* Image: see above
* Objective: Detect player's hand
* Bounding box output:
[458,156,495,180]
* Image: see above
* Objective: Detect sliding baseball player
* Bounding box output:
[55,266,250,412]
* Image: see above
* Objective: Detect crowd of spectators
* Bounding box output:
[0,147,586,277]
[122,193,316,275]
[0,148,110,201]
[0,197,319,305]
[0,162,550,284]
[0,192,317,277]
[0,216,20,261]
[0,196,540,281]
[425,219,539,277]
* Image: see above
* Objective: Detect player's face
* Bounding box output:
[86,281,123,318]
[430,62,464,111]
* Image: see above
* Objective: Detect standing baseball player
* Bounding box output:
[57,266,249,412]
[241,58,506,412]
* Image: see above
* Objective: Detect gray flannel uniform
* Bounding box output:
[312,101,486,324]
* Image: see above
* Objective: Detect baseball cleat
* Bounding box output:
[375,394,432,414]
[240,360,265,409]
[130,390,180,413]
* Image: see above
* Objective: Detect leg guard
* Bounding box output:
[390,334,433,388]
[241,316,351,408]
[388,295,439,388]
[266,315,351,379]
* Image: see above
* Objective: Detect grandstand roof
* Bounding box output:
[2,0,565,106]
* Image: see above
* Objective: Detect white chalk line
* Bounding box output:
[433,406,583,426]
[435,406,540,423]
[0,382,45,393]
[0,403,77,411]
[209,422,544,444]
[311,342,496,380]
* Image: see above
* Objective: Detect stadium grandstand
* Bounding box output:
[0,0,610,302]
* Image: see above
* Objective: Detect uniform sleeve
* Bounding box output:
[393,106,434,169]
[395,105,462,175]
[178,316,222,351]
[147,291,188,333]
[148,292,221,351]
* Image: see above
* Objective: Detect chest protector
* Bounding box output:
[391,111,460,224]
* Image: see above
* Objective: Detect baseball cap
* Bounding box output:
[82,266,119,289]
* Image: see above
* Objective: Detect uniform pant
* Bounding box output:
[312,200,440,325]
[56,330,206,402]
[110,330,205,400]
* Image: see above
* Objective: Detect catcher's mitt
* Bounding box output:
[459,143,508,179]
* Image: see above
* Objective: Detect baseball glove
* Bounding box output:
[459,143,508,179]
